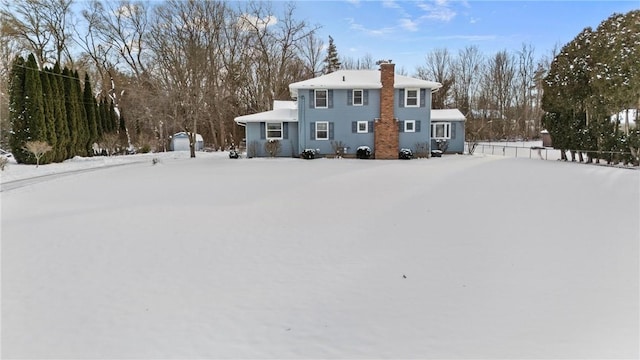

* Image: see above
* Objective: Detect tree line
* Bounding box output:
[0,1,637,163]
[8,53,122,164]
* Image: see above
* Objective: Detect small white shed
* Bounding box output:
[170,132,204,151]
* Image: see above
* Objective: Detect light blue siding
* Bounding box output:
[297,89,380,156]
[396,88,432,154]
[430,121,465,154]
[241,82,461,158]
[245,122,298,157]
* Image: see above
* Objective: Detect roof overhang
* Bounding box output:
[234,108,298,126]
[431,109,466,122]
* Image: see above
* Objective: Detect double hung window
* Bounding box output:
[316,121,329,140]
[315,90,328,108]
[353,89,363,106]
[405,89,419,107]
[266,122,283,139]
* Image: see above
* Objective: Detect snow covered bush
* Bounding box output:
[399,148,413,160]
[0,157,8,171]
[301,149,317,159]
[356,146,371,159]
[435,139,449,152]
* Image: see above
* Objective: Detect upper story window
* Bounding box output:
[266,122,283,139]
[431,122,451,139]
[353,89,363,106]
[315,89,328,108]
[405,88,419,107]
[316,121,329,140]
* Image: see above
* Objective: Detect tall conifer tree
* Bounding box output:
[23,54,47,164]
[51,63,69,161]
[8,56,28,163]
[322,36,341,74]
[83,73,98,156]
[62,67,78,157]
[40,68,57,164]
[73,70,88,156]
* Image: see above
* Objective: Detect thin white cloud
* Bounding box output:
[417,0,457,22]
[237,14,278,31]
[345,0,360,6]
[382,0,400,9]
[399,18,419,32]
[347,17,394,36]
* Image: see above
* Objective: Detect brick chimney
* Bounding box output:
[375,62,398,159]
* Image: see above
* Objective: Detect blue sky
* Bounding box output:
[279,0,639,71]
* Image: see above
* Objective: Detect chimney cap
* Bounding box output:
[376,59,393,65]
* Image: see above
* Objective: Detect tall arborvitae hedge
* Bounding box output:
[51,63,70,162]
[40,68,57,164]
[7,54,112,163]
[83,73,98,156]
[8,55,28,163]
[61,67,79,158]
[73,70,88,156]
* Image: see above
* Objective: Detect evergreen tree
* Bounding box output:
[590,10,640,131]
[8,56,28,163]
[62,67,78,157]
[40,68,57,164]
[83,73,99,156]
[322,36,341,74]
[22,54,47,164]
[73,70,88,156]
[542,28,594,160]
[98,97,108,135]
[51,63,69,161]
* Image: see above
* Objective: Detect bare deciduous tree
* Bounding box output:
[23,140,52,167]
[416,48,454,109]
[1,0,75,68]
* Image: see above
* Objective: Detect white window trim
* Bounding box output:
[404,120,416,133]
[352,89,363,106]
[316,121,329,140]
[357,121,368,133]
[315,89,328,109]
[266,122,283,140]
[405,88,419,107]
[431,122,451,139]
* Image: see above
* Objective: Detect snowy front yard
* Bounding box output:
[1,153,638,358]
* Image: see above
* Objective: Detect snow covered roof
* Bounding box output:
[172,132,204,141]
[289,70,442,98]
[234,101,297,125]
[431,109,466,122]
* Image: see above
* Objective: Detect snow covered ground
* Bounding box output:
[1,151,639,359]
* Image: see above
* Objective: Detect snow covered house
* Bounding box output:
[234,62,466,158]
